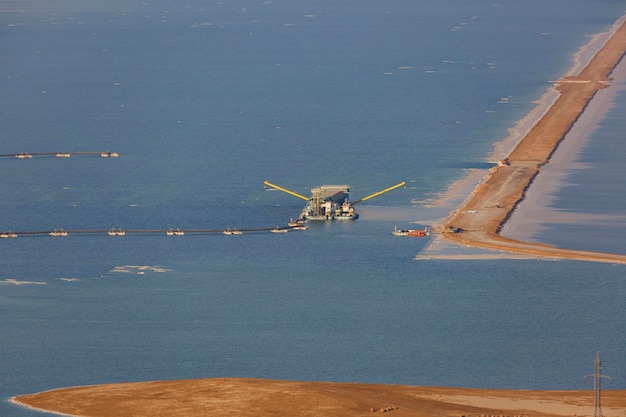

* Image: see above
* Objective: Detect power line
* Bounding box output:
[585,352,613,417]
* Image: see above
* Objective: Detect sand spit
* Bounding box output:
[11,378,626,417]
[437,17,626,264]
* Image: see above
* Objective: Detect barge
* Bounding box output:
[264,181,405,221]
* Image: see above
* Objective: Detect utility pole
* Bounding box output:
[593,352,603,417]
[586,352,611,417]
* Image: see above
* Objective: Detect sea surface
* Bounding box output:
[2,1,626,415]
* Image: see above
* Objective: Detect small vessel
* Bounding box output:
[392,226,430,237]
[271,227,288,233]
[166,228,185,236]
[288,218,308,230]
[334,201,357,220]
[100,152,120,158]
[15,153,33,159]
[108,229,125,236]
[49,229,68,237]
[223,229,243,235]
[288,218,305,227]
[55,152,71,158]
[392,227,410,236]
[0,232,18,238]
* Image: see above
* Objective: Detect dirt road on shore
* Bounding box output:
[438,19,626,264]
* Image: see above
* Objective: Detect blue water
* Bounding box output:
[2,1,626,415]
[535,79,626,253]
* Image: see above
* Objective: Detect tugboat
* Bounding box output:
[288,218,304,227]
[392,225,430,237]
[288,218,309,230]
[264,181,405,221]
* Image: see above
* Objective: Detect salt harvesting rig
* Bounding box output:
[263,181,406,221]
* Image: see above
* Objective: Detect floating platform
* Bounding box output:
[0,151,120,159]
[1,225,301,238]
[264,181,405,221]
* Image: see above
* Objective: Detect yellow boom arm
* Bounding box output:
[352,181,406,205]
[264,181,310,201]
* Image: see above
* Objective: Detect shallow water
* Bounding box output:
[504,43,626,254]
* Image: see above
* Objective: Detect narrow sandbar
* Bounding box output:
[503,41,626,242]
[438,17,626,264]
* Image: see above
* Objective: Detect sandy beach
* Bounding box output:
[11,378,626,417]
[437,17,626,264]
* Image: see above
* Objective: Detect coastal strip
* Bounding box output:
[11,378,626,417]
[438,17,626,264]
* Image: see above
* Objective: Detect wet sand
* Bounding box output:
[502,43,626,242]
[438,17,626,264]
[11,378,626,417]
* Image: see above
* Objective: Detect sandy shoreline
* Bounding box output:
[11,378,626,417]
[503,55,626,242]
[436,16,626,264]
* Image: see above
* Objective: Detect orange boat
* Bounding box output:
[392,226,430,237]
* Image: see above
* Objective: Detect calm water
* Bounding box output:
[2,1,626,415]
[535,78,626,253]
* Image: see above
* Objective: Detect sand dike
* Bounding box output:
[439,18,626,264]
